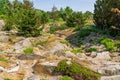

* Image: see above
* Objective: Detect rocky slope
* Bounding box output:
[0,23,119,80]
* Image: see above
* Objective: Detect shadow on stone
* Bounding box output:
[65,32,79,47]
[16,54,45,60]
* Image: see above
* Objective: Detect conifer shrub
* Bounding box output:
[54,60,101,80]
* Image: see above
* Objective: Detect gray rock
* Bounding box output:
[14,38,32,53]
[33,61,58,75]
[90,52,97,58]
[95,51,111,60]
[0,35,9,42]
[101,75,120,80]
[98,64,120,76]
[48,42,68,57]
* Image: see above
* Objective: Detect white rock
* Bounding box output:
[14,38,32,53]
[7,65,20,73]
[95,51,111,60]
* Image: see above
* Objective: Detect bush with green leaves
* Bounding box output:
[4,0,42,37]
[115,40,120,51]
[77,28,91,38]
[23,47,33,54]
[66,12,86,27]
[94,0,120,36]
[86,48,97,52]
[71,48,82,54]
[99,38,115,51]
[54,60,101,80]
[60,76,74,80]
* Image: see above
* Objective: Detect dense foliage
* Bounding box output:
[66,12,86,27]
[4,0,42,37]
[94,0,120,36]
[55,60,101,80]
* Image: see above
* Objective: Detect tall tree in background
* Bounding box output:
[0,0,9,18]
[94,0,120,30]
[4,0,41,37]
[66,12,86,27]
[59,7,73,21]
[84,11,93,20]
[40,12,49,25]
[18,0,41,37]
[51,5,58,22]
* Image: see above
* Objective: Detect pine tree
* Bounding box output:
[18,0,41,37]
[4,0,42,37]
[94,0,120,30]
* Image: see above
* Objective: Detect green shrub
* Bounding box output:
[78,39,83,46]
[71,48,82,54]
[115,40,120,51]
[60,76,74,80]
[23,47,33,54]
[99,38,115,51]
[4,0,42,37]
[60,40,69,45]
[86,48,97,52]
[66,12,86,27]
[77,28,91,38]
[55,60,101,80]
[94,0,120,36]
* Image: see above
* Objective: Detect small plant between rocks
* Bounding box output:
[54,60,101,80]
[0,57,8,62]
[86,48,97,52]
[23,47,33,54]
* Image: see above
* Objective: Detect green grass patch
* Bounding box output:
[99,38,115,51]
[86,48,97,52]
[60,40,69,45]
[71,48,83,54]
[23,47,33,54]
[0,57,8,62]
[55,60,101,80]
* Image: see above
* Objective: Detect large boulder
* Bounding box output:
[95,51,111,60]
[14,38,32,53]
[33,61,58,75]
[48,42,68,56]
[0,35,9,42]
[98,64,120,76]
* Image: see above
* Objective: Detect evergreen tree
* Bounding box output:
[4,0,41,37]
[66,12,85,27]
[94,0,120,30]
[0,0,9,15]
[18,0,41,37]
[51,5,58,22]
